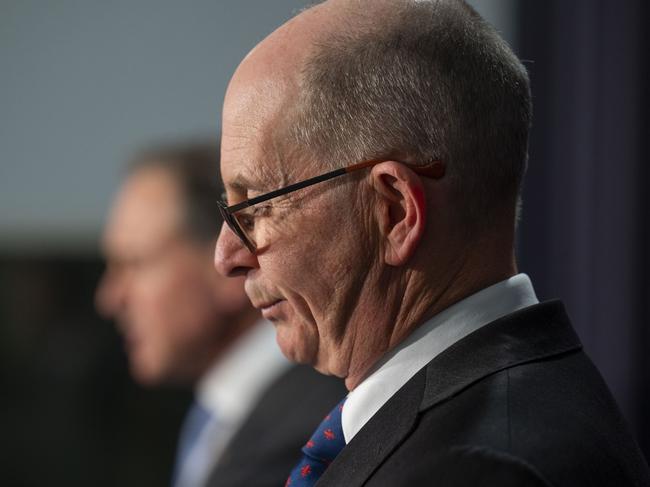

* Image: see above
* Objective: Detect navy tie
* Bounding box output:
[286,397,347,486]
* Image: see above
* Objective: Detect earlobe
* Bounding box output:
[371,162,427,266]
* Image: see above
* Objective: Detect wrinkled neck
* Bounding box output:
[343,238,516,390]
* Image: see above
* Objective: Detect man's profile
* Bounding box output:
[96,141,345,487]
[214,0,650,486]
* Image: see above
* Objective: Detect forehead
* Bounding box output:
[103,168,183,256]
[221,15,315,195]
[220,81,294,195]
[220,136,292,198]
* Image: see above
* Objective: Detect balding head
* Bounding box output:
[222,2,335,185]
[216,0,529,389]
[228,0,530,232]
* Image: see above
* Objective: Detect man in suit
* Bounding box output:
[96,141,345,487]
[213,0,650,485]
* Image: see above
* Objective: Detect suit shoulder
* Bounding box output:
[396,445,553,487]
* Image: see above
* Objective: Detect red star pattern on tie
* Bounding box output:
[285,397,347,486]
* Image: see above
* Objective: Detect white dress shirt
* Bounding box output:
[341,273,539,444]
[174,319,290,487]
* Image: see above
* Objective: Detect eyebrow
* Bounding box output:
[228,161,290,195]
[227,172,274,198]
[227,176,252,194]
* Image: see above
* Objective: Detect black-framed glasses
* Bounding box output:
[218,159,445,252]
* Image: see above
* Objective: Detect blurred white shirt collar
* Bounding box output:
[175,319,289,487]
[197,318,289,424]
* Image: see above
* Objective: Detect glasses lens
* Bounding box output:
[218,203,256,252]
[231,208,257,252]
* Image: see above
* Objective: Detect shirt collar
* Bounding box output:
[342,273,539,443]
[196,319,290,428]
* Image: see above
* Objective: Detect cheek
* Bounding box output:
[131,272,185,337]
[130,267,216,358]
[279,219,364,319]
[258,209,367,372]
[126,275,181,379]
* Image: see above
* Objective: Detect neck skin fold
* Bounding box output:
[343,232,517,391]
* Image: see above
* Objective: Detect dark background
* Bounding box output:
[0,1,648,486]
[0,257,191,487]
[518,0,649,456]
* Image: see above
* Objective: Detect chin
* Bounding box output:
[130,356,165,387]
[131,366,159,387]
[274,321,317,366]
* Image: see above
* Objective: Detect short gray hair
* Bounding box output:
[286,0,531,231]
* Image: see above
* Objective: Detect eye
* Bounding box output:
[252,204,273,217]
[237,212,255,232]
[235,204,272,233]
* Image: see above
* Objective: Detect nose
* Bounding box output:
[214,223,259,277]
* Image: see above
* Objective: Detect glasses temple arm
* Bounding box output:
[227,167,347,212]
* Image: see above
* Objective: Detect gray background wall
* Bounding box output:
[0,0,517,252]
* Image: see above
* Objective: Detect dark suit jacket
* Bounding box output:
[205,364,346,487]
[317,300,650,486]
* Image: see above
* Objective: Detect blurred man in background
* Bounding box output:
[96,141,344,487]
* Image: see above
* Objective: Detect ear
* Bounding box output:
[370,161,427,266]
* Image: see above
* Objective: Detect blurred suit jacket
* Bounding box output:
[317,300,650,486]
[204,364,346,487]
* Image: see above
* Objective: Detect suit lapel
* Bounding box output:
[317,300,582,486]
[420,300,582,412]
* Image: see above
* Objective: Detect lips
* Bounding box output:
[247,281,280,308]
[256,298,282,310]
[245,279,288,320]
[258,299,286,321]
